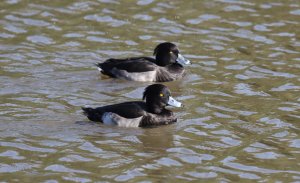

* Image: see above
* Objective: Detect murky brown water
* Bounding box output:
[1,0,300,182]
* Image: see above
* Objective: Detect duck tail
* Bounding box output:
[81,107,99,122]
[95,63,103,72]
[82,107,93,116]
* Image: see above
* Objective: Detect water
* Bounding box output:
[1,0,300,182]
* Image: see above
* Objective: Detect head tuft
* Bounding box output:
[143,84,167,100]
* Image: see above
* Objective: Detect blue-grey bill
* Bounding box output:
[168,96,182,107]
[176,54,191,65]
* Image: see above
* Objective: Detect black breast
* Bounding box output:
[139,109,177,127]
[155,64,185,82]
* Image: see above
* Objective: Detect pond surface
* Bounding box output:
[1,0,300,182]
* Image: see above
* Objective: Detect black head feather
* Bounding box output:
[142,84,171,113]
[143,84,165,99]
[152,42,179,66]
[153,42,177,56]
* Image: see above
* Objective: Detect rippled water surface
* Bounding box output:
[1,0,300,182]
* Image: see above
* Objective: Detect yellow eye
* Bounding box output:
[160,93,164,97]
[169,51,173,54]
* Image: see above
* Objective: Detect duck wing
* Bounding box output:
[82,102,146,122]
[97,57,156,74]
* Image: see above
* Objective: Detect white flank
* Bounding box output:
[111,68,156,82]
[102,112,142,127]
[102,112,116,125]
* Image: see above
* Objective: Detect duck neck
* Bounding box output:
[156,54,172,66]
[168,63,183,68]
[165,63,184,73]
[146,100,164,114]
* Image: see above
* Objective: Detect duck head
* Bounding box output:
[153,42,191,66]
[143,84,182,114]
